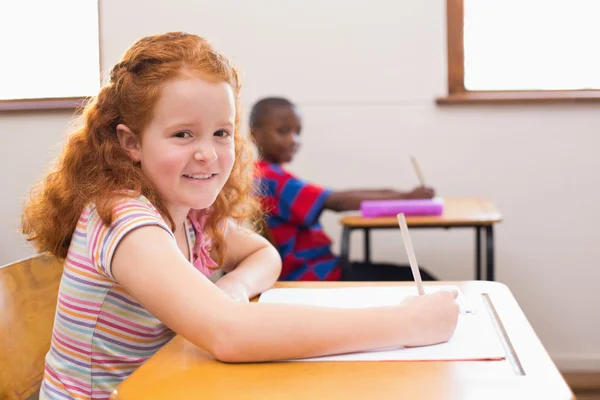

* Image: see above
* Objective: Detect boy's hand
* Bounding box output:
[215,278,250,302]
[406,186,435,199]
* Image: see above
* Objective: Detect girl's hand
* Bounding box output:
[215,278,250,303]
[399,289,459,347]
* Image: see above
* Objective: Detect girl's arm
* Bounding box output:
[213,220,282,301]
[112,225,458,363]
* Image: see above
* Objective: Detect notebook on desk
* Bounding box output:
[258,286,506,362]
[360,197,445,218]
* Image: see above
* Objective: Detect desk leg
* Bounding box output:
[475,227,482,280]
[340,226,351,275]
[486,226,495,281]
[364,228,371,264]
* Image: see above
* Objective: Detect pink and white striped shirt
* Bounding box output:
[40,196,217,399]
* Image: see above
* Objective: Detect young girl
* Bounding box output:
[21,32,459,400]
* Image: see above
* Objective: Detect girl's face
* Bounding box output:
[124,75,236,219]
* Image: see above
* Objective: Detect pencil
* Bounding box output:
[410,155,426,186]
[396,213,425,296]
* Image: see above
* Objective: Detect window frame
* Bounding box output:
[436,0,600,104]
[0,1,102,112]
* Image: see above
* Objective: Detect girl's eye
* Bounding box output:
[214,130,230,138]
[174,131,191,138]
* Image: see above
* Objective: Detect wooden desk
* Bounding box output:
[111,281,572,400]
[339,198,503,280]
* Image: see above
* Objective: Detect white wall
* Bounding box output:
[0,0,598,371]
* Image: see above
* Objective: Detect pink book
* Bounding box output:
[360,198,444,218]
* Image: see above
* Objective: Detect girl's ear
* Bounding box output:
[116,124,142,162]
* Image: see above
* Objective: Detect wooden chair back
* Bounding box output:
[0,253,63,399]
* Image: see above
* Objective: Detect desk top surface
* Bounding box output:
[112,281,571,400]
[339,197,503,228]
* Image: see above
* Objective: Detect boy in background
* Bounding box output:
[252,97,437,282]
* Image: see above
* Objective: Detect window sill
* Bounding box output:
[0,97,88,112]
[436,90,600,104]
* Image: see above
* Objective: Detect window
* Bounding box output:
[0,0,100,111]
[438,0,600,103]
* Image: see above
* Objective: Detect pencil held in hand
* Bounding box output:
[410,156,426,186]
[396,213,425,296]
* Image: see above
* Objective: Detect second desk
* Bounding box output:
[339,197,503,280]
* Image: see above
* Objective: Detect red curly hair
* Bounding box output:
[21,32,261,266]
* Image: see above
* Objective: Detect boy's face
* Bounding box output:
[253,105,302,164]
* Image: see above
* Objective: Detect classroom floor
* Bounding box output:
[565,372,600,399]
[576,392,600,400]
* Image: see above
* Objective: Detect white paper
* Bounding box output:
[258,286,506,362]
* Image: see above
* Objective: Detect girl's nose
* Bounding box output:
[193,143,217,164]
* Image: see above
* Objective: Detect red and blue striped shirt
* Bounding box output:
[255,160,341,281]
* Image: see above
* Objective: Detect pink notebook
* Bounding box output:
[360,198,444,218]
